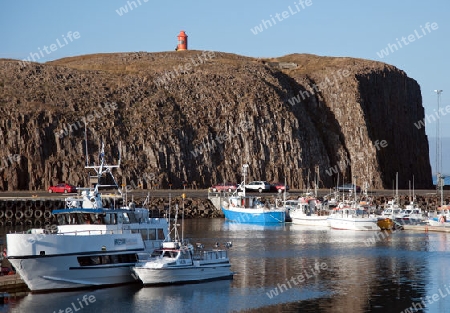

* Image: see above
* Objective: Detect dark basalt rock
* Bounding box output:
[0,51,432,190]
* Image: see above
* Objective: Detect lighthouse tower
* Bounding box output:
[176,30,188,51]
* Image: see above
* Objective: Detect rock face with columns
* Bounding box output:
[0,51,432,190]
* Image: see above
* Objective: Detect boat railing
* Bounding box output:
[56,229,134,235]
[193,249,228,260]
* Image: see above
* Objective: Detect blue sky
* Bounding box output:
[1,0,449,173]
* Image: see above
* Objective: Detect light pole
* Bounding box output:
[434,89,443,196]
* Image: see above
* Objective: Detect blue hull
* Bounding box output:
[221,207,285,224]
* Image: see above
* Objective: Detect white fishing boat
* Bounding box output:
[428,205,450,226]
[6,143,169,292]
[380,200,402,219]
[132,204,233,285]
[289,198,329,227]
[327,202,380,231]
[397,204,425,224]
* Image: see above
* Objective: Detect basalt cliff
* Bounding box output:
[0,51,432,190]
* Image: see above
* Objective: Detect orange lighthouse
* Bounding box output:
[176,30,188,51]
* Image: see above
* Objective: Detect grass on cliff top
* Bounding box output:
[2,51,389,77]
[274,53,387,75]
[47,51,256,74]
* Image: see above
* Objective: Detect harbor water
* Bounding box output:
[2,218,450,313]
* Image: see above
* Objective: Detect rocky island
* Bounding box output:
[0,51,432,191]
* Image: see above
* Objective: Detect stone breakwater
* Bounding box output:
[0,197,223,227]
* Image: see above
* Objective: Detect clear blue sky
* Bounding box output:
[1,0,449,173]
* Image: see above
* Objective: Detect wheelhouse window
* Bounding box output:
[140,229,148,241]
[77,253,137,266]
[148,229,156,240]
[157,229,165,240]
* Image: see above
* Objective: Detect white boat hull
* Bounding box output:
[8,256,137,291]
[290,211,329,227]
[6,231,159,292]
[133,264,233,285]
[428,218,450,227]
[327,217,380,231]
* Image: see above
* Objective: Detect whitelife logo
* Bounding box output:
[376,22,438,58]
[20,31,81,66]
[250,0,313,35]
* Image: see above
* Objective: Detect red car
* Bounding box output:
[271,183,289,193]
[211,183,238,192]
[48,183,77,193]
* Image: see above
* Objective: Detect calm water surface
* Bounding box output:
[2,219,450,313]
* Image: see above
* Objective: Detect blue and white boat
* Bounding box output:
[220,164,285,224]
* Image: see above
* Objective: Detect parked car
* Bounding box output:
[336,184,361,193]
[243,181,271,193]
[211,183,238,192]
[48,183,77,193]
[270,183,289,193]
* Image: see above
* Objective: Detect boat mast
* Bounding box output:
[242,164,248,197]
[396,172,398,203]
[168,193,171,241]
[181,193,185,244]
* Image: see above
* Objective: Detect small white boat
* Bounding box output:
[327,204,380,231]
[289,198,329,227]
[132,241,233,286]
[132,204,233,286]
[381,200,402,219]
[397,203,425,224]
[428,205,450,226]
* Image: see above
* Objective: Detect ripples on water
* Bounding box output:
[3,219,450,312]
